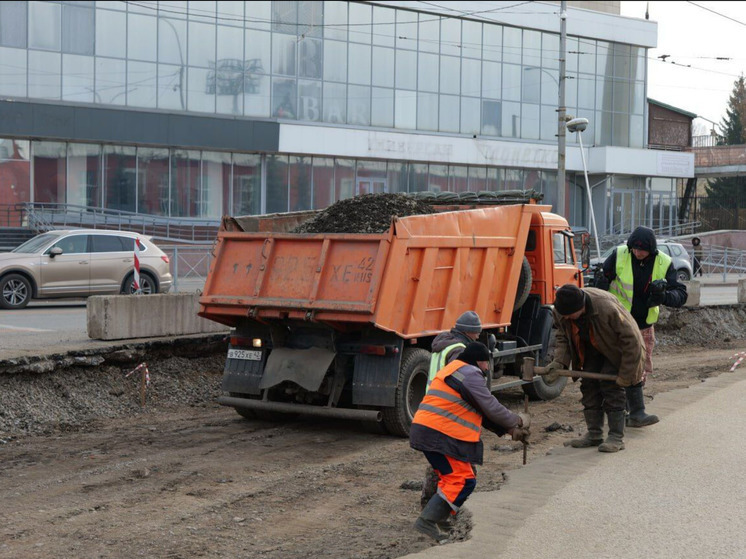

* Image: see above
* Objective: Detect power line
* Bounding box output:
[686,1,746,28]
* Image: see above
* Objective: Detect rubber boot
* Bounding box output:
[420,465,438,509]
[625,383,659,428]
[414,494,452,543]
[599,410,626,453]
[567,409,604,448]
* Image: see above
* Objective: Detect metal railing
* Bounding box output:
[17,202,220,243]
[687,244,746,279]
[160,243,215,292]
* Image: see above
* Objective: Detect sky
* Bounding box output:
[618,1,746,134]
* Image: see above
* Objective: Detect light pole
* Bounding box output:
[566,117,602,259]
[558,1,567,218]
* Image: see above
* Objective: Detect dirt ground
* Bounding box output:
[2,306,746,559]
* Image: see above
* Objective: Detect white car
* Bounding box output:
[0,229,172,309]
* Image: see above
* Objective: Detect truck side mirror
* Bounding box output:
[580,233,591,270]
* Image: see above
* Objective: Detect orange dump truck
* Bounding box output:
[199,194,585,436]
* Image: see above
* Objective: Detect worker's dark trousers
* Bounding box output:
[579,378,626,413]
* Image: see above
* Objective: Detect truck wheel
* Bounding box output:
[514,257,532,311]
[382,348,430,437]
[522,327,567,401]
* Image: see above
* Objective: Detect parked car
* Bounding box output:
[0,229,172,309]
[584,240,693,286]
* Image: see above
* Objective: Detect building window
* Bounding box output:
[0,2,27,48]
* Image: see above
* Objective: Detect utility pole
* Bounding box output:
[557,1,567,217]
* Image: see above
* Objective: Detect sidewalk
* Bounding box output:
[403,369,746,559]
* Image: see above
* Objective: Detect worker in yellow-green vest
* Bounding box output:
[419,311,482,511]
[598,226,687,427]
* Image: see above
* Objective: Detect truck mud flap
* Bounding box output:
[352,351,403,407]
[259,347,336,391]
[222,347,264,396]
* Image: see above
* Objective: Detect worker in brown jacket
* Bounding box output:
[544,285,644,452]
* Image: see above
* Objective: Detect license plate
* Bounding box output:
[228,349,262,361]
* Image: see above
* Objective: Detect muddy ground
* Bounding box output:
[1,306,746,559]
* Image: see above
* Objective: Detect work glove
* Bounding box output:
[511,426,530,443]
[646,279,668,307]
[517,412,531,430]
[543,360,564,383]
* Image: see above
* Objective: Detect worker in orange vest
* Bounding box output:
[409,342,529,543]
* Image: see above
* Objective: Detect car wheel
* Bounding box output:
[123,272,158,295]
[676,269,691,282]
[0,274,32,309]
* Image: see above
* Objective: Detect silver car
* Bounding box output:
[589,240,693,283]
[0,229,173,309]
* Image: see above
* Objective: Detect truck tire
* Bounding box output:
[514,257,532,311]
[522,327,568,400]
[382,348,430,437]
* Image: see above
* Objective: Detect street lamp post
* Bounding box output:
[557,1,567,218]
[566,117,602,260]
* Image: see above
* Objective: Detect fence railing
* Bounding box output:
[2,202,221,243]
[688,244,746,279]
[160,243,215,292]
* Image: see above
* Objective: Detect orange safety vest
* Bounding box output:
[412,359,483,442]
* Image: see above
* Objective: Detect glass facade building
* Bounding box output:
[0,1,693,234]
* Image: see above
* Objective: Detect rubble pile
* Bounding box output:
[292,193,435,234]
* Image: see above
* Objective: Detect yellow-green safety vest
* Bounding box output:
[427,342,465,391]
[609,246,671,325]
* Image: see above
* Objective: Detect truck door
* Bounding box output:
[551,230,581,291]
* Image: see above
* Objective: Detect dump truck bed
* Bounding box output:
[199,203,549,337]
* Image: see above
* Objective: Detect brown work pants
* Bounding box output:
[579,378,626,413]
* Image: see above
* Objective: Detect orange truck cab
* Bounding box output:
[199,191,586,437]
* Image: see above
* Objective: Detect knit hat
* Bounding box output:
[553,284,586,316]
[627,226,657,253]
[455,311,482,333]
[459,342,491,366]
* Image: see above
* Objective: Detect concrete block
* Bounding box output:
[682,280,700,307]
[87,293,228,340]
[738,279,746,303]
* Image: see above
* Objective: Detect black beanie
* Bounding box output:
[554,284,586,316]
[459,342,491,366]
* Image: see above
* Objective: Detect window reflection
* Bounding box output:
[137,147,169,216]
[232,153,261,216]
[312,157,334,209]
[201,151,229,218]
[170,149,200,217]
[67,143,100,208]
[298,80,321,121]
[33,141,66,204]
[266,154,289,213]
[272,78,297,118]
[289,155,312,211]
[103,145,136,212]
[29,51,61,100]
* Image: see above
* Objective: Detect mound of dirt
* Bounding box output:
[292,193,435,234]
[656,305,746,347]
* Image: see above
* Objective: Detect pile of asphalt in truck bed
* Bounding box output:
[292,193,436,234]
